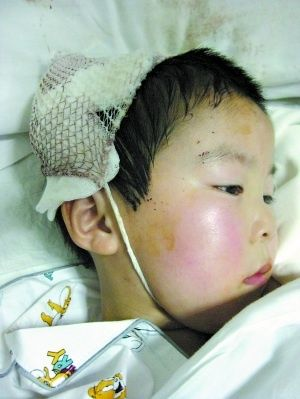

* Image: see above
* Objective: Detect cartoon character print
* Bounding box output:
[41,285,72,326]
[32,348,76,388]
[88,373,127,399]
[122,324,157,352]
[43,271,54,281]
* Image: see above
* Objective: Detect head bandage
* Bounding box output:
[29,52,162,299]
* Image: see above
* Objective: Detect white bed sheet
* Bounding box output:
[1,1,300,397]
[153,278,300,399]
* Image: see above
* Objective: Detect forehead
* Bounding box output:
[162,95,274,158]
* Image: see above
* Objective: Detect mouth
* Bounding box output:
[243,263,272,287]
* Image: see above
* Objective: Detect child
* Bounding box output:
[34,48,278,348]
[51,48,277,348]
[1,48,279,398]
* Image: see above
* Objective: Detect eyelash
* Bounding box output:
[214,185,274,205]
[263,195,274,205]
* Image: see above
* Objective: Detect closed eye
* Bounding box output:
[214,185,244,196]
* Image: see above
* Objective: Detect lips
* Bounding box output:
[257,263,272,275]
[243,263,272,286]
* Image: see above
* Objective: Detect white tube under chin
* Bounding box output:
[104,183,155,300]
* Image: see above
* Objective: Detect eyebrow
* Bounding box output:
[198,144,276,175]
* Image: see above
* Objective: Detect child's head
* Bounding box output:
[31,49,278,335]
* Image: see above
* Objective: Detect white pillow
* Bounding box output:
[0,143,85,287]
[1,0,300,138]
[269,101,300,283]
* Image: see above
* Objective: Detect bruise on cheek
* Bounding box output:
[145,211,177,257]
[150,221,176,255]
[236,122,252,136]
[160,226,175,251]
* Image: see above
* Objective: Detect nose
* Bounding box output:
[250,204,278,245]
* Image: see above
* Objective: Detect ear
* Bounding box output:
[61,190,120,255]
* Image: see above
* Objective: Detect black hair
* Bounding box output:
[56,47,266,261]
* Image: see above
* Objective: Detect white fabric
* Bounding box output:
[263,84,300,100]
[2,265,300,398]
[1,0,300,141]
[0,266,186,398]
[0,135,32,171]
[0,265,101,376]
[1,1,300,397]
[153,278,300,399]
[37,176,99,222]
[0,150,86,287]
[269,101,300,283]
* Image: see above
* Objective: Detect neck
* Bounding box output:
[94,251,173,325]
[93,252,208,355]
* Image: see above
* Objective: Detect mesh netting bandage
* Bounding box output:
[30,53,157,191]
[29,52,161,299]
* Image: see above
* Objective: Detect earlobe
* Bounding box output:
[61,191,120,255]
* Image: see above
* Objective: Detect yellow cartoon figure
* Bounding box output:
[33,348,76,388]
[37,365,72,387]
[41,286,72,326]
[88,373,127,399]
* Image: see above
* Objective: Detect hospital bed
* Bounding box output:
[1,1,300,397]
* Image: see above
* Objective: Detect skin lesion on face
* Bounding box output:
[159,226,176,251]
[132,197,178,260]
